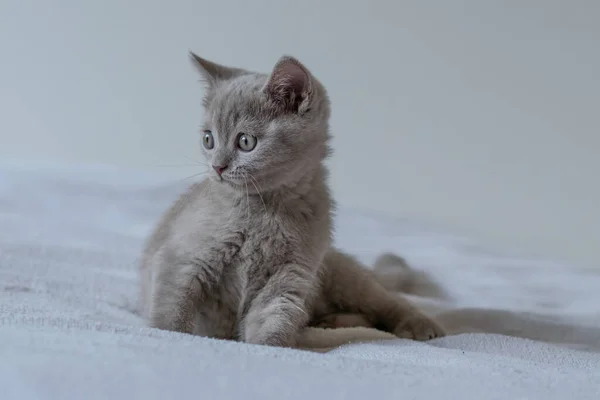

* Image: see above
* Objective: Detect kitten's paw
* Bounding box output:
[246,333,296,348]
[393,314,445,341]
[244,319,298,348]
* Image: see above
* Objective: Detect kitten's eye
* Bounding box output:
[202,130,214,150]
[237,133,257,152]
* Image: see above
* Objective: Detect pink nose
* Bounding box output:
[212,164,228,176]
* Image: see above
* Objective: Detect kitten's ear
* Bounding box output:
[189,51,245,87]
[263,56,313,114]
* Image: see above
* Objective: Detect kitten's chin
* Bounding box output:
[210,176,249,193]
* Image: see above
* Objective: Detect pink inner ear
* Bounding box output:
[267,60,309,100]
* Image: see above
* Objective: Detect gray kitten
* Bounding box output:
[138,53,445,347]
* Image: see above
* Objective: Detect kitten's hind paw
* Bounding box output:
[393,314,446,341]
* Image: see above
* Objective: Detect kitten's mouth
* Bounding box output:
[211,171,264,193]
[212,174,243,188]
[226,179,250,191]
[224,176,265,194]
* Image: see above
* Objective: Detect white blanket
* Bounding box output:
[1,162,599,399]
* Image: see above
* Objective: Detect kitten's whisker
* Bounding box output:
[248,173,267,213]
[243,176,251,224]
[180,172,208,182]
[138,162,206,168]
[156,164,207,168]
[182,154,209,167]
[248,172,265,194]
[226,177,239,221]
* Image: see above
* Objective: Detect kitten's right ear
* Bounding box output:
[189,51,245,87]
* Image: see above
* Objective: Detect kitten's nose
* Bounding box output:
[212,164,228,176]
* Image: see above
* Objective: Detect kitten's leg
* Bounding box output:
[148,235,239,334]
[241,264,316,347]
[149,261,203,334]
[320,249,445,340]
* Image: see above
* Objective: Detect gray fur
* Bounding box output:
[138,53,444,347]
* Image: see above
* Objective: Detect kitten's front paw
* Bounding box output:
[244,320,298,348]
[245,331,297,348]
[393,313,445,341]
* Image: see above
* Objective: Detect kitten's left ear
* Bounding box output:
[263,56,313,114]
[189,51,245,87]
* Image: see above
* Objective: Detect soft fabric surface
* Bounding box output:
[1,162,599,399]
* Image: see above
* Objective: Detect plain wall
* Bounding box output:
[1,0,599,268]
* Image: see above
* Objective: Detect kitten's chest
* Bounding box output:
[193,212,293,337]
[186,190,318,277]
[231,210,295,269]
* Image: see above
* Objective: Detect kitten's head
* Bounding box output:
[190,52,331,193]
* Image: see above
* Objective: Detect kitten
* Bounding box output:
[138,53,445,347]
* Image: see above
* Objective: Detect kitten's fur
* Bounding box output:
[138,53,445,347]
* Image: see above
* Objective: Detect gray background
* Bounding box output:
[1,0,598,268]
